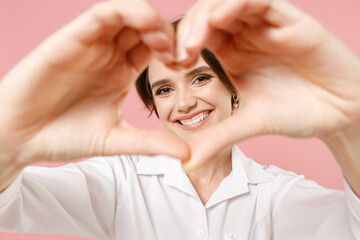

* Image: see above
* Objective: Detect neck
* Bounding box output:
[187,146,232,205]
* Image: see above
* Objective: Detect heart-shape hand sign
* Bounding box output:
[1,0,360,181]
[175,0,360,170]
[0,0,189,169]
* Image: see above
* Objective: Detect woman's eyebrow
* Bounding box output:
[185,66,212,78]
[151,79,171,90]
[151,66,212,90]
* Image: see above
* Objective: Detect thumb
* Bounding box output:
[184,109,265,172]
[104,125,190,161]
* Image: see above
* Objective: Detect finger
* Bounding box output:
[206,29,231,53]
[211,0,303,29]
[262,0,306,27]
[105,126,190,161]
[210,0,270,26]
[175,15,203,68]
[151,51,176,66]
[175,8,196,62]
[114,18,175,66]
[116,27,141,53]
[212,19,245,35]
[206,37,271,74]
[66,1,124,43]
[176,0,213,65]
[141,31,176,65]
[61,0,172,48]
[141,13,176,53]
[127,42,152,73]
[175,0,218,65]
[183,109,265,172]
[177,0,244,64]
[205,29,264,71]
[141,31,173,52]
[179,0,303,63]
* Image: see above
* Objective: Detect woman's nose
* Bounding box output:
[174,89,197,113]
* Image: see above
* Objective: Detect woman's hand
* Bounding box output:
[0,0,189,171]
[177,0,360,172]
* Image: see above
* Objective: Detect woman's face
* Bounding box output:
[148,57,233,141]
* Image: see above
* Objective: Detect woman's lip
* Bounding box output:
[173,110,211,122]
[176,110,212,131]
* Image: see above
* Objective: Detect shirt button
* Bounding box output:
[197,229,205,238]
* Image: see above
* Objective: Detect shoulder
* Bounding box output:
[243,155,325,190]
[263,164,332,192]
[240,152,343,198]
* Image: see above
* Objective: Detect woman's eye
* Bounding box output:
[155,87,173,96]
[193,75,212,85]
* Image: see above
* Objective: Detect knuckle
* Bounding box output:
[90,1,109,13]
[143,11,161,30]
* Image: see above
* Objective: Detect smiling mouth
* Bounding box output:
[177,111,210,126]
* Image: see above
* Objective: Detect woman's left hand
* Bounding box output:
[176,0,360,175]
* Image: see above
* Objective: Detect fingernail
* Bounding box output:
[187,24,208,51]
[177,49,188,62]
[176,39,189,62]
[142,31,171,47]
[186,27,199,48]
[153,51,176,63]
[155,31,170,44]
[162,52,175,63]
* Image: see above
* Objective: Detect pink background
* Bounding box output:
[1,0,360,239]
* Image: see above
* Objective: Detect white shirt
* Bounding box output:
[0,146,359,240]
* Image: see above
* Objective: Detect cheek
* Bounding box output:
[200,82,232,112]
[154,98,173,124]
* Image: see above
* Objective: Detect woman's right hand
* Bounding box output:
[176,0,360,172]
[0,0,189,172]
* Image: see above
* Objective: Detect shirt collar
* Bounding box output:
[205,146,275,207]
[135,145,275,206]
[135,154,198,197]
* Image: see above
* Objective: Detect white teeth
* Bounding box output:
[179,112,209,126]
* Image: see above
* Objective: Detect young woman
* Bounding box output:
[0,0,360,239]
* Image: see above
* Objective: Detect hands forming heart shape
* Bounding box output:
[1,0,360,178]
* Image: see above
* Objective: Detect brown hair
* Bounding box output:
[135,20,237,117]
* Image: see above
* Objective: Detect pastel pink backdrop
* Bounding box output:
[1,0,360,239]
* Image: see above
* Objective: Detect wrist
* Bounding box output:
[320,126,360,197]
[0,152,27,193]
[321,125,360,156]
